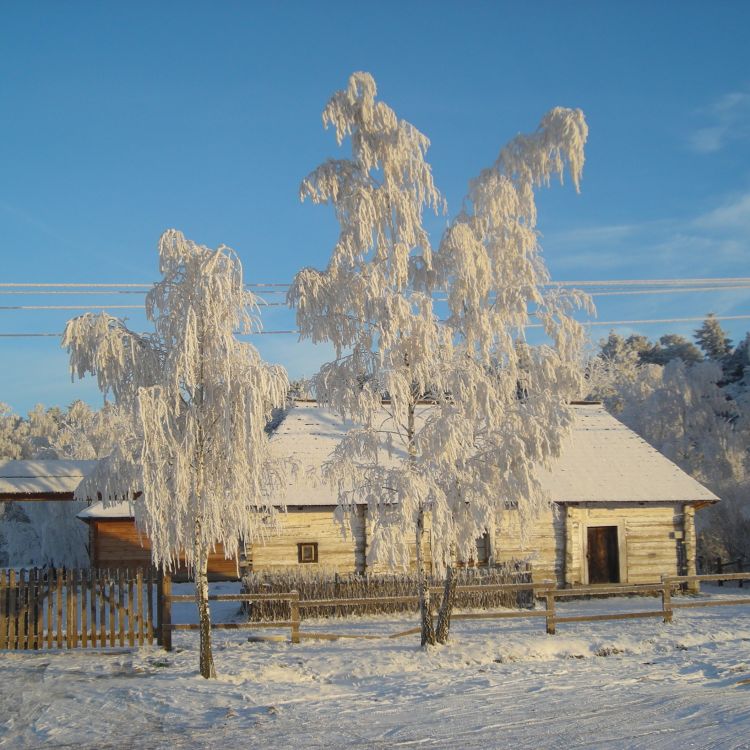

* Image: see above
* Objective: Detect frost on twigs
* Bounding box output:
[63,229,289,573]
[289,72,591,615]
[64,230,288,676]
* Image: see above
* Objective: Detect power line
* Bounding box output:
[0,301,286,310]
[0,305,144,311]
[0,333,62,338]
[0,290,149,295]
[578,314,750,327]
[546,277,750,287]
[4,282,750,305]
[587,284,750,297]
[3,276,750,290]
[0,330,301,337]
[3,313,750,339]
[0,283,153,288]
[0,282,289,289]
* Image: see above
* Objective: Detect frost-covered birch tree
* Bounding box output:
[0,403,26,460]
[64,230,288,678]
[289,72,589,645]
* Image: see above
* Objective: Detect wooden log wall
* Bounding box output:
[493,508,564,585]
[0,568,158,650]
[683,504,698,592]
[365,510,433,575]
[250,507,360,574]
[91,520,239,580]
[563,503,685,586]
[86,502,697,585]
[490,502,690,588]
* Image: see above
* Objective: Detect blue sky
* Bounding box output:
[1,1,749,414]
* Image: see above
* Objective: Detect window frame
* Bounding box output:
[297,542,319,564]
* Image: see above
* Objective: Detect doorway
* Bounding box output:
[587,526,620,584]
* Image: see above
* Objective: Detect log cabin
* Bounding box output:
[76,401,718,586]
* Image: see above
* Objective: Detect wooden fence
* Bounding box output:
[241,565,532,620]
[5,570,750,652]
[160,571,750,647]
[0,568,162,650]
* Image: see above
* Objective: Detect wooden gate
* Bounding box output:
[0,568,163,650]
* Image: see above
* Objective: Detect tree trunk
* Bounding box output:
[195,533,216,679]
[407,396,434,647]
[435,564,457,644]
[416,506,435,646]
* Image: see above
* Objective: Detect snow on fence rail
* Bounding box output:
[0,568,163,650]
[241,566,533,620]
[5,571,750,652]
[159,572,750,648]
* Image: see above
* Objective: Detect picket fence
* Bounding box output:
[0,568,164,650]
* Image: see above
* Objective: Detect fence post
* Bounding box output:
[661,575,673,624]
[290,590,300,644]
[0,569,7,650]
[31,568,40,650]
[544,583,556,635]
[155,570,163,646]
[18,569,27,650]
[8,570,16,650]
[739,555,745,589]
[159,571,172,652]
[716,558,723,586]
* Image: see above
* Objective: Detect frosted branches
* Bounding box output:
[290,72,446,400]
[63,230,289,572]
[289,73,588,580]
[290,72,591,583]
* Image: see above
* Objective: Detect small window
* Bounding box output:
[297,542,319,564]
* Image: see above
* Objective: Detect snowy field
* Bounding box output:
[2,585,750,749]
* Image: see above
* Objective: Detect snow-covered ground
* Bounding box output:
[2,584,750,749]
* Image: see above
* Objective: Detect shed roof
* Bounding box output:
[0,459,97,499]
[535,404,719,504]
[79,401,717,519]
[271,401,718,506]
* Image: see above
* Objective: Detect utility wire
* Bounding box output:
[0,305,144,310]
[3,276,750,290]
[4,314,750,338]
[4,283,750,305]
[0,302,286,310]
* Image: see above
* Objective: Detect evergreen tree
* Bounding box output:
[640,334,703,366]
[694,314,733,361]
[724,332,750,384]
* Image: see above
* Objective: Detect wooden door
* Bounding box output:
[587,526,620,584]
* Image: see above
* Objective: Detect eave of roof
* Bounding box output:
[0,459,96,499]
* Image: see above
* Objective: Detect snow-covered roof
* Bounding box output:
[535,404,719,504]
[78,401,718,519]
[273,401,718,506]
[0,459,97,498]
[269,404,366,507]
[77,500,134,519]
